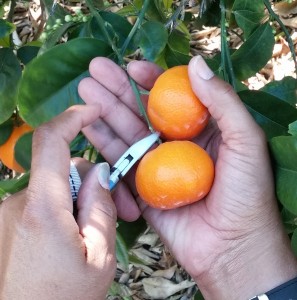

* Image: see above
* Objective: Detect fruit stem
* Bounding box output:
[129,77,155,133]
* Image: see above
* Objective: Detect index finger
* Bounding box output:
[28,105,102,213]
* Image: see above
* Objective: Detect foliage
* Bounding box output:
[1,0,297,298]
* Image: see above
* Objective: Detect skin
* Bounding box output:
[77,56,297,299]
[0,56,296,299]
[0,106,117,300]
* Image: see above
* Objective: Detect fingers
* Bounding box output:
[28,105,102,213]
[188,56,263,143]
[76,163,117,266]
[88,57,139,114]
[127,60,163,90]
[78,77,148,146]
[72,157,141,221]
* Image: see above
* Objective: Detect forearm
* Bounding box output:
[195,221,297,299]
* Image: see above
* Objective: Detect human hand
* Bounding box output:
[0,106,117,300]
[78,57,297,299]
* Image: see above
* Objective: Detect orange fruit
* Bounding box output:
[135,141,214,209]
[148,65,209,140]
[0,123,33,173]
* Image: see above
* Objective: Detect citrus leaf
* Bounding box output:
[91,11,134,51]
[39,22,75,54]
[0,19,15,38]
[0,48,22,124]
[15,131,33,172]
[117,217,147,249]
[232,0,265,38]
[116,232,129,272]
[17,45,40,65]
[231,22,274,80]
[239,90,297,139]
[0,119,13,145]
[0,172,30,199]
[281,208,297,234]
[163,0,173,10]
[270,136,297,215]
[18,38,112,127]
[289,121,297,136]
[139,21,168,62]
[260,76,297,107]
[233,11,264,38]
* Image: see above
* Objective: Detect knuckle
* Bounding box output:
[33,122,55,145]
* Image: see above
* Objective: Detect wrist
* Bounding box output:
[194,219,297,300]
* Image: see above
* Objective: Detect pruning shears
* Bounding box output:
[109,132,160,191]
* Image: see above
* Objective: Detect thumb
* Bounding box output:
[76,162,117,265]
[188,56,260,140]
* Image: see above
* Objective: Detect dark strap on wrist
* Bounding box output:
[267,276,297,299]
[250,276,297,300]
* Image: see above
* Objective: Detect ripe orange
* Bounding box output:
[0,123,33,173]
[135,141,214,209]
[148,65,209,140]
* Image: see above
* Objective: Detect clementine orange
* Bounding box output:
[135,141,214,209]
[0,123,33,173]
[148,65,209,140]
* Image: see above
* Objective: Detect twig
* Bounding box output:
[220,0,236,89]
[120,0,150,57]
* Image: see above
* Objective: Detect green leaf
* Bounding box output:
[0,35,10,47]
[163,0,173,10]
[139,21,168,62]
[68,21,92,39]
[41,0,67,25]
[231,23,274,80]
[239,90,297,140]
[116,232,129,271]
[39,22,75,54]
[232,0,265,38]
[292,229,297,257]
[165,29,191,67]
[194,290,205,300]
[270,136,297,215]
[0,19,15,38]
[233,11,264,38]
[15,132,33,171]
[91,11,134,50]
[281,208,297,234]
[260,77,297,107]
[0,172,30,199]
[0,118,13,145]
[0,48,22,124]
[17,45,40,65]
[194,0,220,29]
[289,121,297,136]
[18,38,112,127]
[117,217,147,249]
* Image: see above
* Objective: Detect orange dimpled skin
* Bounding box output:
[135,141,214,210]
[148,65,209,140]
[0,123,33,173]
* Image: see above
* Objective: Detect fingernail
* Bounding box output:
[194,55,214,81]
[97,162,110,190]
[127,60,136,73]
